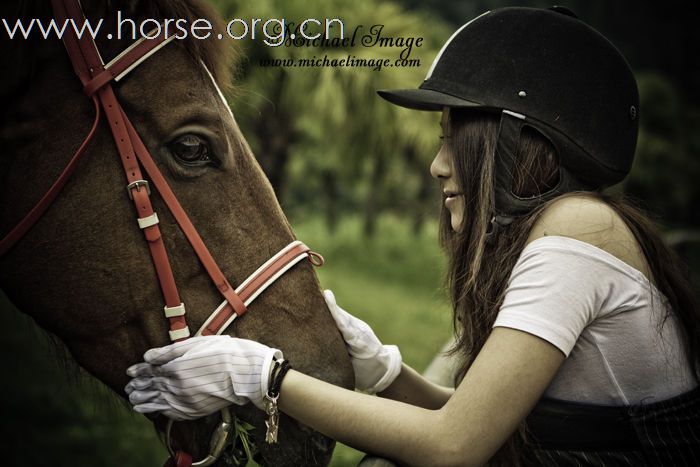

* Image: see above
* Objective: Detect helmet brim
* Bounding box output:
[376,88,481,111]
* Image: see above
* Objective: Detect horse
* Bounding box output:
[0,1,354,465]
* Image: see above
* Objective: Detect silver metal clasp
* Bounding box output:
[165,408,233,467]
[126,180,151,200]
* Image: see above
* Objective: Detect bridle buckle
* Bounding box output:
[126,180,151,200]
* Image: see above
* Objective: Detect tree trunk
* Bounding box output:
[412,171,433,236]
[364,154,385,238]
[252,72,293,198]
[322,169,339,233]
[403,146,434,237]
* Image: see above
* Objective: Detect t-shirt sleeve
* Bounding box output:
[493,237,625,357]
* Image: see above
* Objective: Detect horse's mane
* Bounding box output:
[1,0,236,103]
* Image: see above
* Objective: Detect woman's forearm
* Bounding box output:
[278,369,457,466]
[275,328,564,466]
[378,363,454,409]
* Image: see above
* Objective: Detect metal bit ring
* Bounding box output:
[165,408,233,467]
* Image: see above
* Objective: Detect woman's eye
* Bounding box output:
[168,134,215,166]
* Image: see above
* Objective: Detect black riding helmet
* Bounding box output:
[378,6,639,227]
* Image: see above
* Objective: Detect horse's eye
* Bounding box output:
[168,134,215,166]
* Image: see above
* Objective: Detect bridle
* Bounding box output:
[0,1,324,465]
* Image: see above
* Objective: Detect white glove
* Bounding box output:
[124,335,281,421]
[324,289,402,394]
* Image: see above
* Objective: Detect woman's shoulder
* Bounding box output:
[525,194,652,281]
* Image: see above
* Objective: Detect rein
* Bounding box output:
[1,1,324,465]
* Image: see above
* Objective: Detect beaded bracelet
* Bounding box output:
[264,358,292,443]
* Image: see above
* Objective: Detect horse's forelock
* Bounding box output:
[124,0,237,94]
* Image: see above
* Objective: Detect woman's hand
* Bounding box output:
[124,335,281,420]
[324,289,402,394]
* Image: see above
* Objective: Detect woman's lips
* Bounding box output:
[444,191,462,207]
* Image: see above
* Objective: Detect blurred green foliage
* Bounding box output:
[212,0,449,234]
[625,72,700,228]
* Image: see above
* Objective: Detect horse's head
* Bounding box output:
[0,1,353,464]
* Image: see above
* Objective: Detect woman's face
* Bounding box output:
[430,108,464,232]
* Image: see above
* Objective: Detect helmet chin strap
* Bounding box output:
[485,215,515,243]
[485,110,526,244]
[486,109,594,244]
[493,109,531,216]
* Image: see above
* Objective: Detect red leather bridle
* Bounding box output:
[1,1,324,465]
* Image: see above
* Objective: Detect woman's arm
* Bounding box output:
[279,327,564,467]
[126,323,564,465]
[378,362,454,410]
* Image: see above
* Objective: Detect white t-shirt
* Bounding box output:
[493,235,697,405]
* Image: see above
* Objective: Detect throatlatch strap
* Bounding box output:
[0,97,101,256]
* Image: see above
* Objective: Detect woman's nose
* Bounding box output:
[430,145,451,180]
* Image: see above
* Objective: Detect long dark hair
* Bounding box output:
[439,108,700,465]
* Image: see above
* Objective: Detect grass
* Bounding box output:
[0,214,453,467]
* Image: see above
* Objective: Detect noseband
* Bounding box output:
[1,1,324,465]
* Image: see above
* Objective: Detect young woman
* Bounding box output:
[125,7,700,465]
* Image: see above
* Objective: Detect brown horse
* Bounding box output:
[0,0,353,465]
